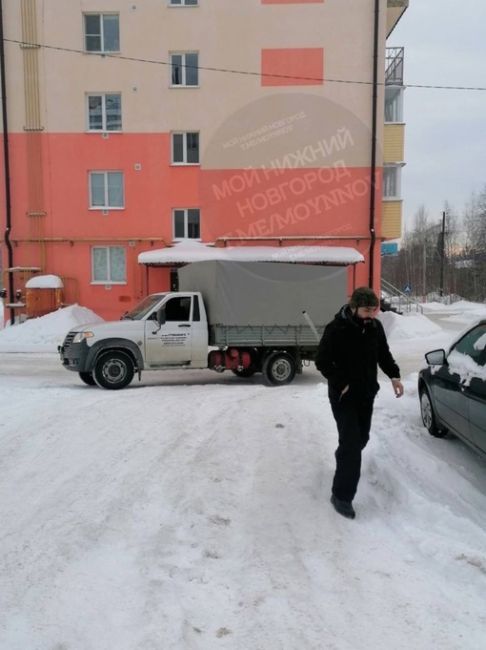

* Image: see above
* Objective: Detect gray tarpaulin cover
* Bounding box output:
[178,261,346,327]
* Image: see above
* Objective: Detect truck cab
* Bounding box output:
[59,292,208,389]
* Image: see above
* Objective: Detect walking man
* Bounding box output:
[316,287,404,519]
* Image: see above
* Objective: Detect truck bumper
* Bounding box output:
[59,336,90,373]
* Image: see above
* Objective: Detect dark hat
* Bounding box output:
[349,286,379,308]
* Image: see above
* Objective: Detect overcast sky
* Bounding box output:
[389,0,486,229]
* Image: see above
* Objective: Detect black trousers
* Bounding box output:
[328,387,374,502]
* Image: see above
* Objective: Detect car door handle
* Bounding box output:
[178,324,191,328]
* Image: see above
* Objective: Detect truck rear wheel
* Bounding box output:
[263,351,296,386]
[93,351,134,390]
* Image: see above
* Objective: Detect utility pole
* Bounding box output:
[422,240,426,299]
[0,0,15,325]
[439,211,446,297]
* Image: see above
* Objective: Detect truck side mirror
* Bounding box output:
[157,307,166,326]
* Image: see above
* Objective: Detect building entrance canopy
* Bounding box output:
[138,241,364,267]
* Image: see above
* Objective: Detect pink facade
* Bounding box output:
[0,0,406,320]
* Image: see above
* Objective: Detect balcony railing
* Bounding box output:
[386,47,404,85]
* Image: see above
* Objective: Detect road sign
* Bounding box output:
[381,242,399,256]
[404,284,412,294]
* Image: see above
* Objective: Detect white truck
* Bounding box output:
[59,261,346,389]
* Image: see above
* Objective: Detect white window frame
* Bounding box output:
[91,246,127,285]
[89,171,125,209]
[170,52,199,87]
[385,86,404,124]
[86,93,122,132]
[83,13,120,53]
[173,208,201,240]
[168,0,199,6]
[171,132,200,165]
[383,165,402,200]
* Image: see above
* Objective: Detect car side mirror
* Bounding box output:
[157,307,166,326]
[425,349,446,366]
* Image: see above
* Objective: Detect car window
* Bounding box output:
[164,296,191,322]
[452,324,486,365]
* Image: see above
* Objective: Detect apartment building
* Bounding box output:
[0,0,408,320]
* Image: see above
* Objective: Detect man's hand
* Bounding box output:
[391,378,404,398]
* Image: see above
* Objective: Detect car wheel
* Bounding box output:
[262,351,296,386]
[420,387,447,438]
[79,371,96,386]
[94,351,134,390]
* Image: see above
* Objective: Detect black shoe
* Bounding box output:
[330,495,355,519]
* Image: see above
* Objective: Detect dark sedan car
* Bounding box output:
[418,320,486,459]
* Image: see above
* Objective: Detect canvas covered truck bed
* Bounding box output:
[178,261,347,347]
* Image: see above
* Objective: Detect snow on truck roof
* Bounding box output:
[138,241,364,266]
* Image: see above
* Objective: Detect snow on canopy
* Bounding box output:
[138,240,364,265]
[25,274,64,289]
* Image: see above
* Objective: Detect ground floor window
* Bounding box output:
[92,246,126,283]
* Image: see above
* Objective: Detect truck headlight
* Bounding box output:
[72,331,95,343]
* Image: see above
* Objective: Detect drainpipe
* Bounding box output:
[0,0,14,325]
[368,0,380,288]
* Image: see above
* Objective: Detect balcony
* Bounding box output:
[387,0,409,37]
[382,201,402,240]
[384,124,405,162]
[386,47,404,86]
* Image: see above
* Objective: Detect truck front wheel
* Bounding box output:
[93,351,135,390]
[79,371,96,386]
[263,351,296,386]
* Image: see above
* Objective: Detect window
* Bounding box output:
[383,165,401,199]
[89,172,124,208]
[173,208,200,239]
[170,52,199,86]
[385,87,404,123]
[453,324,486,365]
[169,0,198,6]
[92,246,126,283]
[87,94,122,131]
[171,132,199,164]
[84,14,120,53]
[164,296,191,321]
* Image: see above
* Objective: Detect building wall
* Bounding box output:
[1,0,391,319]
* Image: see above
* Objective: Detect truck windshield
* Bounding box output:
[122,294,167,320]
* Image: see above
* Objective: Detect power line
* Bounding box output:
[4,38,486,92]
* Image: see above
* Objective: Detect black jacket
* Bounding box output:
[315,305,400,399]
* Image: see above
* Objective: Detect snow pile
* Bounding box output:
[443,301,486,325]
[422,300,486,324]
[25,274,64,289]
[0,304,103,353]
[378,310,442,341]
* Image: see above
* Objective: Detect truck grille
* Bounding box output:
[62,332,76,351]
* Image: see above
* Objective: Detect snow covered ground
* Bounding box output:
[1,302,486,649]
